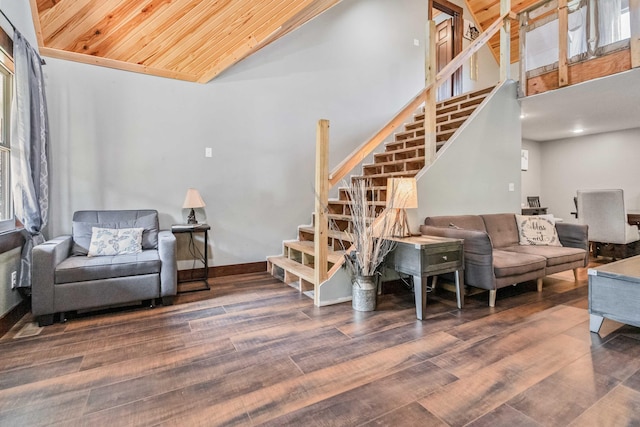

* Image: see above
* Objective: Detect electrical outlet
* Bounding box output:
[205,147,212,158]
[10,271,17,289]
[413,39,420,46]
[508,183,515,192]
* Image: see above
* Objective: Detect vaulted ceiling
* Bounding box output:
[29,0,341,83]
[29,0,540,84]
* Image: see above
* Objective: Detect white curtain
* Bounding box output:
[10,30,49,290]
[596,0,622,47]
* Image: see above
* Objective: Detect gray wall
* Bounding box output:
[538,127,640,223]
[410,81,522,228]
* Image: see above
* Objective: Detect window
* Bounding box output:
[0,33,13,233]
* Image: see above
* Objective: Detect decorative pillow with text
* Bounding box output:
[515,215,562,246]
[88,227,144,257]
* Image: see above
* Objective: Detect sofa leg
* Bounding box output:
[38,314,54,327]
[537,278,544,292]
[489,290,496,307]
[573,268,579,282]
[162,296,174,306]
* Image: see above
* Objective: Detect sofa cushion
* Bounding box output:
[492,249,546,278]
[55,250,161,284]
[482,214,520,248]
[515,214,562,246]
[72,210,159,255]
[501,245,586,268]
[424,215,486,231]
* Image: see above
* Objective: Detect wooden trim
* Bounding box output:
[519,11,528,97]
[29,0,45,47]
[328,11,509,187]
[0,298,29,338]
[631,0,640,68]
[526,49,631,95]
[39,47,199,83]
[0,229,25,254]
[178,261,268,281]
[314,119,329,299]
[558,0,568,87]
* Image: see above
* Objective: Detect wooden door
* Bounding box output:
[436,18,454,101]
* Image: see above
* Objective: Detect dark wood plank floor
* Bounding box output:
[1,260,640,426]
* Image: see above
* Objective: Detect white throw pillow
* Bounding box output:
[515,215,562,246]
[88,227,144,256]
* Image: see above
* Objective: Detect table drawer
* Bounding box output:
[424,249,460,265]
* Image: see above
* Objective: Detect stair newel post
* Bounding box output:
[314,119,330,303]
[424,20,437,167]
[500,0,511,81]
[558,0,569,87]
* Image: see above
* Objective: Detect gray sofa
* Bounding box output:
[420,213,589,306]
[32,210,177,326]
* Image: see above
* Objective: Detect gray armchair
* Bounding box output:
[32,210,177,326]
[577,189,640,258]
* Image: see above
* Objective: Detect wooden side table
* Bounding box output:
[171,224,211,293]
[385,235,464,320]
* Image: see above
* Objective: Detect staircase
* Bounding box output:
[266,86,495,297]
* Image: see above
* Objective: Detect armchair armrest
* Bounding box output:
[158,230,177,297]
[32,235,72,316]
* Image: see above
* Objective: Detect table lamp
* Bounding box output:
[183,188,206,224]
[386,177,418,237]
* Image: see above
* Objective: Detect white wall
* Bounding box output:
[521,138,542,207]
[539,127,640,223]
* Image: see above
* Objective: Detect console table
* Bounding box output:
[385,235,464,320]
[171,223,211,292]
[521,207,548,215]
[588,255,640,333]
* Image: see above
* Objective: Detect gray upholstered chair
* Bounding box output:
[32,210,177,326]
[577,189,640,258]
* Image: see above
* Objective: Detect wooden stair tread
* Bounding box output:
[299,226,353,242]
[285,240,345,263]
[267,256,315,282]
[364,156,425,168]
[352,170,419,180]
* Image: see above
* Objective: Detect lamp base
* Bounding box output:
[391,208,411,238]
[187,208,198,224]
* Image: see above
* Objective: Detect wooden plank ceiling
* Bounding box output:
[30,0,341,83]
[465,0,542,63]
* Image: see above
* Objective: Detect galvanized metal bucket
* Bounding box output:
[352,275,377,311]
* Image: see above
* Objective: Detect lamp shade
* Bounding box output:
[183,188,206,209]
[386,178,418,209]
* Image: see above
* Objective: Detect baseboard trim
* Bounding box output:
[177,261,267,282]
[0,298,30,338]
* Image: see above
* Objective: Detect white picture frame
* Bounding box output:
[521,149,529,171]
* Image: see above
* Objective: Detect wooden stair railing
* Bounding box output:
[329,9,514,188]
[268,3,514,305]
[266,86,495,300]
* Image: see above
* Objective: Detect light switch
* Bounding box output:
[205,147,212,158]
[413,39,420,46]
[508,183,515,192]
